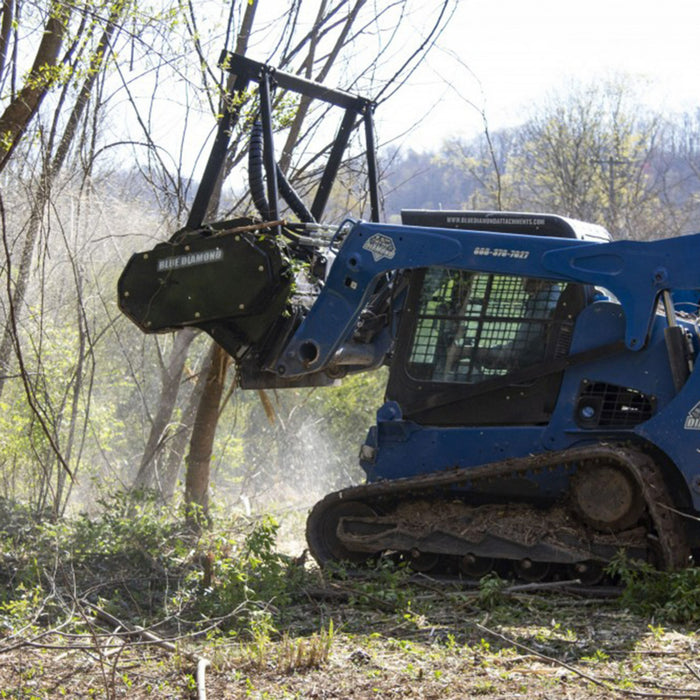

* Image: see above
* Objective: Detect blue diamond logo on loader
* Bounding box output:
[363,233,396,262]
[684,401,700,430]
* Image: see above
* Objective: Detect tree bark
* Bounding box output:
[184,343,229,527]
[160,361,209,502]
[0,0,14,82]
[0,0,71,173]
[180,0,257,520]
[132,327,197,491]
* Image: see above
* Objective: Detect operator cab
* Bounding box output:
[387,211,612,427]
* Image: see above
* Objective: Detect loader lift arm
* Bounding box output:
[274,219,700,379]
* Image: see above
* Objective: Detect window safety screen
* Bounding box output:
[407,269,565,383]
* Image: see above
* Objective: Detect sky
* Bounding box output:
[143,0,700,180]
[383,0,700,151]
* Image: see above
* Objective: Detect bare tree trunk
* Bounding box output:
[132,327,197,491]
[160,362,209,502]
[0,0,15,81]
[181,0,257,518]
[184,343,229,527]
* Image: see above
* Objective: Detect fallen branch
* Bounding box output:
[87,603,211,700]
[503,578,582,593]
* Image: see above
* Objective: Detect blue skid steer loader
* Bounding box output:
[119,54,700,584]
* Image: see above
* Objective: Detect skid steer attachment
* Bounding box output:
[118,53,379,387]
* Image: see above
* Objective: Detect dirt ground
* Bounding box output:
[2,510,698,699]
[2,578,699,699]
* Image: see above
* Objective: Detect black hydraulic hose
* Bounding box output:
[248,121,316,223]
[275,162,315,223]
[249,121,273,220]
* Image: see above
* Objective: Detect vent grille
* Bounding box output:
[576,382,655,428]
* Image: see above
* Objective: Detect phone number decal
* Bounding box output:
[474,247,530,259]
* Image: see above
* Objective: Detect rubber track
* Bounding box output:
[306,443,691,572]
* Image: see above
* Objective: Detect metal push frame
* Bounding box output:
[186,52,380,231]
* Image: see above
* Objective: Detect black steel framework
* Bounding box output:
[187,52,379,231]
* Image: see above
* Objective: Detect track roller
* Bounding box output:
[513,558,550,582]
[567,560,605,585]
[459,554,494,578]
[408,549,440,572]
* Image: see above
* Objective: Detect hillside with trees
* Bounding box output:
[382,80,700,239]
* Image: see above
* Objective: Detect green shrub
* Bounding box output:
[608,553,700,622]
[187,514,307,626]
[0,494,310,638]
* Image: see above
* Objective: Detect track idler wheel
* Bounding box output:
[570,462,645,531]
[306,500,377,566]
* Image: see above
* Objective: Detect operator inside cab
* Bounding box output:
[407,269,564,384]
[461,278,561,371]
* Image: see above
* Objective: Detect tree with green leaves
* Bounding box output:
[504,77,673,239]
